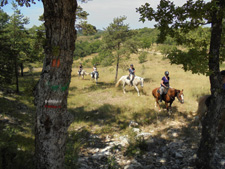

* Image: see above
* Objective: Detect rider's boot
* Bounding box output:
[160,94,163,102]
[130,80,133,86]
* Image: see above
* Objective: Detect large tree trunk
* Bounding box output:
[34,0,77,168]
[196,1,225,168]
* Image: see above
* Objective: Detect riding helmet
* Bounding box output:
[165,71,169,76]
[130,64,133,66]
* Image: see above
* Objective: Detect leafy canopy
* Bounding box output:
[137,0,225,75]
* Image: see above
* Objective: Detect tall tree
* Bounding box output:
[137,0,225,168]
[0,10,14,87]
[102,16,137,83]
[1,0,78,168]
[7,2,29,92]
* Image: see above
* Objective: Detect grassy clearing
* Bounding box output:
[69,52,210,135]
[1,49,218,168]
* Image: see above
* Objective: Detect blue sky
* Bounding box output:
[1,0,209,30]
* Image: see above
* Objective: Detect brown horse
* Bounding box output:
[152,87,184,114]
[196,95,225,132]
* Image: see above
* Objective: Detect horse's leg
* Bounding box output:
[123,82,126,94]
[165,102,171,115]
[156,97,161,112]
[134,85,140,96]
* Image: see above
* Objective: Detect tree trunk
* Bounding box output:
[115,55,119,83]
[196,1,225,168]
[14,56,19,93]
[34,0,77,168]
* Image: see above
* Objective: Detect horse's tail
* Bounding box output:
[196,95,210,121]
[115,77,123,87]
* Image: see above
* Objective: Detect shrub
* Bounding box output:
[138,51,148,63]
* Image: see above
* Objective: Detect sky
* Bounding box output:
[1,0,208,30]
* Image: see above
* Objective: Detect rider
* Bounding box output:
[129,64,135,86]
[78,63,83,75]
[92,64,98,78]
[159,71,170,102]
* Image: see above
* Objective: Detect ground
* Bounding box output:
[0,49,225,169]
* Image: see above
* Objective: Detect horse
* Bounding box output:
[90,71,99,84]
[115,75,144,96]
[152,87,184,114]
[196,95,225,132]
[77,70,89,79]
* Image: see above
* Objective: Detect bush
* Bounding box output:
[138,51,148,63]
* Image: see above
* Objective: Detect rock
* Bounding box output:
[175,152,183,159]
[136,132,151,139]
[132,128,140,133]
[220,159,225,166]
[129,121,139,127]
[119,136,129,146]
[124,162,143,169]
[157,157,167,164]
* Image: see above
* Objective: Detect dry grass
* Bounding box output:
[68,51,211,136]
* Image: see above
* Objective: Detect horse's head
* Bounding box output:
[176,89,184,104]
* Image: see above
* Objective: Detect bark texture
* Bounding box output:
[196,1,225,168]
[34,0,77,168]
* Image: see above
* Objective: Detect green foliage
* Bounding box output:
[157,44,176,57]
[74,40,103,59]
[137,0,225,75]
[78,21,97,35]
[124,129,148,157]
[0,10,14,86]
[138,51,148,63]
[65,129,90,168]
[168,48,209,75]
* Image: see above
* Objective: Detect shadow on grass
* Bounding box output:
[83,82,115,92]
[0,97,35,169]
[69,104,122,127]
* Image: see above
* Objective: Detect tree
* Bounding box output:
[7,2,30,92]
[2,0,78,168]
[0,10,14,87]
[137,0,225,168]
[102,16,138,83]
[76,2,97,35]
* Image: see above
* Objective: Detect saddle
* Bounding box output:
[157,87,169,95]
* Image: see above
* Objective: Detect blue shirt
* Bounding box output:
[129,68,135,75]
[161,76,170,87]
[223,84,225,90]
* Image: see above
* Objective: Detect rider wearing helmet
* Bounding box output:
[159,71,170,102]
[129,64,135,86]
[92,64,98,78]
[78,63,83,75]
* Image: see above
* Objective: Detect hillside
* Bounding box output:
[1,49,225,169]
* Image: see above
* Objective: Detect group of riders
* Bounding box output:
[78,63,99,78]
[78,62,225,103]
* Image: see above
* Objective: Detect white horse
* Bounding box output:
[77,70,89,79]
[90,71,99,84]
[115,75,144,96]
